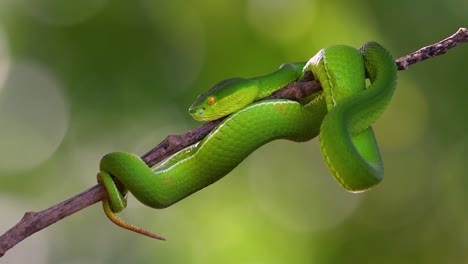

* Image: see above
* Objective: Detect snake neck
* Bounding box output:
[253,62,306,99]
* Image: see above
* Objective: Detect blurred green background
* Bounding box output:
[0,0,467,263]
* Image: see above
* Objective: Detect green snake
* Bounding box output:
[97,42,397,239]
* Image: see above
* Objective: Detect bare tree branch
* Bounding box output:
[1,27,467,258]
[395,27,468,70]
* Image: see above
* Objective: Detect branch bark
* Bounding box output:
[1,27,467,258]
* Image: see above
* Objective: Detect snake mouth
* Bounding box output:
[188,106,205,120]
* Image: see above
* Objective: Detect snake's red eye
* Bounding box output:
[207,96,216,105]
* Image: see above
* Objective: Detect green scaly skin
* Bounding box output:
[188,63,305,121]
[97,41,397,238]
[99,98,326,209]
[304,43,397,191]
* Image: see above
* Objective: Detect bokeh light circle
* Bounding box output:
[0,26,10,95]
[0,195,49,264]
[141,1,206,94]
[18,0,109,26]
[374,78,428,150]
[433,137,468,233]
[246,0,316,44]
[247,140,361,234]
[0,61,69,173]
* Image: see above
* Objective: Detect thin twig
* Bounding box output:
[1,27,467,258]
[395,27,468,70]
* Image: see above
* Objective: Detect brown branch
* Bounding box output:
[395,27,468,70]
[1,27,467,258]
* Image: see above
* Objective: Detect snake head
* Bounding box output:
[189,77,258,122]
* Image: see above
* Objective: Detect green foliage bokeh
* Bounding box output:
[0,0,467,263]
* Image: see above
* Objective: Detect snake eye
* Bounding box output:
[207,96,216,105]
